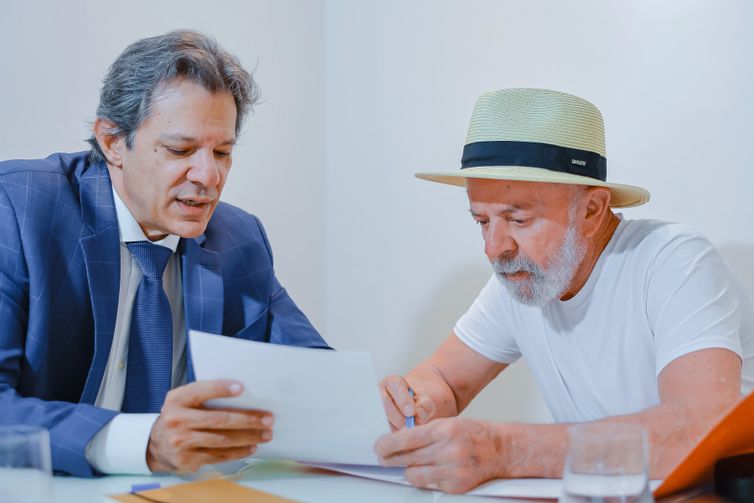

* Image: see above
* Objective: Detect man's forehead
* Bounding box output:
[470,201,534,213]
[159,132,236,145]
[467,179,572,205]
[149,79,236,117]
[135,78,238,144]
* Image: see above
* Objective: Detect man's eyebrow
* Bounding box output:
[160,134,236,146]
[469,204,533,218]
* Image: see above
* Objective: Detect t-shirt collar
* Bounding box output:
[557,213,625,308]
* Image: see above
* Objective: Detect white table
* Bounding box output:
[52,460,547,502]
[50,460,721,502]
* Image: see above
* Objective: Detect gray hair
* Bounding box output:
[87,29,259,163]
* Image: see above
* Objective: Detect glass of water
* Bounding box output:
[0,425,53,503]
[559,423,653,503]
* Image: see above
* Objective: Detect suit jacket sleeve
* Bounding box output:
[254,216,331,349]
[0,183,118,477]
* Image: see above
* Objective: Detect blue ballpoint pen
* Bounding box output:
[405,388,415,428]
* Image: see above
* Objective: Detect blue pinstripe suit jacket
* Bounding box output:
[0,151,329,477]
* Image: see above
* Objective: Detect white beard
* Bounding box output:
[492,224,586,307]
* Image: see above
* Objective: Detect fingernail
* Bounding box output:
[229,383,242,394]
[262,416,274,427]
[402,405,413,416]
[262,430,272,440]
[426,483,439,490]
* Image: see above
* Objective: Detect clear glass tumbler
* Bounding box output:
[559,423,653,503]
[0,425,53,503]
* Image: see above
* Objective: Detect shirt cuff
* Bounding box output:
[85,413,159,475]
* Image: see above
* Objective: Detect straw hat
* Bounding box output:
[415,88,650,208]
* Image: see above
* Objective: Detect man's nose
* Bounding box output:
[484,223,517,262]
[186,150,221,187]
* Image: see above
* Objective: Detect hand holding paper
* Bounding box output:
[189,331,391,465]
[146,379,274,473]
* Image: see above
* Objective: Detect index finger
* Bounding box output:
[166,379,246,408]
[381,375,416,417]
[374,422,437,460]
[179,407,274,430]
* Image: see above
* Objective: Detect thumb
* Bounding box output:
[415,396,436,424]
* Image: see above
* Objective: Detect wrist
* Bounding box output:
[408,366,458,418]
[498,423,568,478]
[489,421,517,479]
[146,442,156,472]
[88,413,158,475]
[145,418,168,473]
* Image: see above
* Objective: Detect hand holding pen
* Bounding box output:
[378,375,436,431]
[405,388,415,428]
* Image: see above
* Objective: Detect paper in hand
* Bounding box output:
[189,330,391,465]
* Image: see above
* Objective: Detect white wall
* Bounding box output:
[0,0,328,332]
[2,0,753,425]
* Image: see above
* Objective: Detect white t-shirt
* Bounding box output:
[455,217,754,423]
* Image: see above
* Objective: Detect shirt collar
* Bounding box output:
[111,186,180,252]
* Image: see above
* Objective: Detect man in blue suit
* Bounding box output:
[0,30,329,477]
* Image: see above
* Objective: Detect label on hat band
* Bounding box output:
[461,141,607,181]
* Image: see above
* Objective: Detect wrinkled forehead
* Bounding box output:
[466,179,577,211]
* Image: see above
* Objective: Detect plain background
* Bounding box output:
[2,0,752,424]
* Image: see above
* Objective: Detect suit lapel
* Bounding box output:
[77,163,121,404]
[180,237,224,334]
[180,237,224,382]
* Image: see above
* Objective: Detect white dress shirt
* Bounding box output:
[85,187,187,474]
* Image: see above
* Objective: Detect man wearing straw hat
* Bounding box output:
[376,88,754,493]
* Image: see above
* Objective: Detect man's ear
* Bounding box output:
[581,186,612,238]
[93,118,126,169]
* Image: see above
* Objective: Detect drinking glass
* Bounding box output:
[0,425,53,503]
[559,423,653,503]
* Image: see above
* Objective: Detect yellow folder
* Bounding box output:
[109,478,297,502]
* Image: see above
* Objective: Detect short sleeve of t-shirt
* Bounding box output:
[454,275,522,364]
[645,226,745,374]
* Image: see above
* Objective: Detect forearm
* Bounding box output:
[491,395,738,480]
[489,422,568,478]
[405,334,508,419]
[405,362,460,418]
[0,387,118,476]
[602,394,737,478]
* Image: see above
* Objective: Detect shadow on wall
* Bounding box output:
[407,263,553,424]
[718,242,754,300]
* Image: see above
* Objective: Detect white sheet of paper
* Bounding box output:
[189,330,391,465]
[308,463,663,499]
